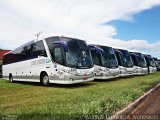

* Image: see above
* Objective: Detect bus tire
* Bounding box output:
[41,73,50,86]
[9,74,14,83]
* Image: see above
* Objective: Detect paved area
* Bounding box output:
[134,89,160,114]
[128,87,160,120]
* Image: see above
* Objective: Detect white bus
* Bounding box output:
[144,54,157,73]
[153,57,160,71]
[130,52,148,75]
[114,49,134,76]
[3,36,95,86]
[89,45,119,79]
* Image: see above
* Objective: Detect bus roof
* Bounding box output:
[89,44,112,49]
[129,52,139,57]
[114,48,128,52]
[4,40,35,56]
[4,36,86,56]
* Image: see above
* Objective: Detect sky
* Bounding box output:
[108,6,160,43]
[0,0,160,58]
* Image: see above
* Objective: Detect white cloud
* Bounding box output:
[0,0,160,58]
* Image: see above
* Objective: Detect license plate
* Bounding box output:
[83,77,88,80]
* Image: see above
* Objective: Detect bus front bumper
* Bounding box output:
[133,68,148,75]
[49,73,94,84]
[95,74,119,79]
[119,68,134,77]
[95,70,119,80]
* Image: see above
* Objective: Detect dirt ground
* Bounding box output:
[128,87,160,120]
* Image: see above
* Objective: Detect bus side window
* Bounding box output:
[35,41,47,57]
[26,44,36,59]
[26,41,47,59]
[132,55,138,66]
[115,52,121,65]
[54,47,64,65]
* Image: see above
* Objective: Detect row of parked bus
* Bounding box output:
[2,36,160,86]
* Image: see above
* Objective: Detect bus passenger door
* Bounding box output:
[53,44,65,80]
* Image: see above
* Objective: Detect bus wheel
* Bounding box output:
[41,73,50,86]
[9,74,14,83]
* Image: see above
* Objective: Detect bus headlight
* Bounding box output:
[119,67,127,74]
[134,67,138,72]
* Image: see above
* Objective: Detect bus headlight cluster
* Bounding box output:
[134,67,138,72]
[119,67,127,74]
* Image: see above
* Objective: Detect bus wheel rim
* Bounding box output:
[10,76,13,82]
[43,76,48,84]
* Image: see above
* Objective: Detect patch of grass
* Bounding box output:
[0,72,160,119]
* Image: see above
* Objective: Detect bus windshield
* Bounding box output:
[101,46,119,68]
[144,56,155,67]
[90,50,102,66]
[131,54,138,66]
[150,58,156,67]
[64,38,92,68]
[46,37,93,69]
[157,61,160,66]
[137,54,147,67]
[119,50,133,67]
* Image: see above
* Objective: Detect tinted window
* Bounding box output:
[23,41,47,60]
[65,40,80,66]
[90,50,102,65]
[101,46,118,68]
[16,48,24,62]
[33,41,47,58]
[150,58,156,67]
[65,39,92,68]
[115,51,122,66]
[117,50,133,67]
[145,56,150,66]
[45,37,59,51]
[3,51,17,64]
[131,55,138,66]
[25,44,36,59]
[3,41,47,65]
[54,47,64,65]
[45,37,59,60]
[45,37,93,69]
